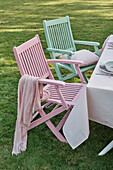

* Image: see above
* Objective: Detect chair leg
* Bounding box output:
[60,73,77,81]
[40,109,67,143]
[82,72,88,83]
[56,106,72,131]
[29,107,68,143]
[53,63,63,80]
[53,63,77,81]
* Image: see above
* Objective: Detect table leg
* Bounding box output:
[98,140,113,156]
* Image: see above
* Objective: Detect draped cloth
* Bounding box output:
[12,75,49,155]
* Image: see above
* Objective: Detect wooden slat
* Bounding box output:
[44,83,85,104]
[15,36,50,78]
[44,16,68,26]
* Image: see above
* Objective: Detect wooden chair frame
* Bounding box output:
[43,16,100,82]
[13,34,87,143]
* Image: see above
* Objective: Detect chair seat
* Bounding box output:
[60,49,99,67]
[44,83,86,105]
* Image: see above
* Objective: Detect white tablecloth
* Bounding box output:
[87,35,113,128]
[63,88,89,149]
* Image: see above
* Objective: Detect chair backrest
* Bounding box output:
[43,16,76,58]
[13,35,54,79]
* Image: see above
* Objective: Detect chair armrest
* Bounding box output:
[47,59,84,66]
[74,40,100,46]
[39,78,66,86]
[74,40,101,57]
[46,48,74,56]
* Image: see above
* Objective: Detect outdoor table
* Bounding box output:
[63,35,113,154]
[87,35,113,155]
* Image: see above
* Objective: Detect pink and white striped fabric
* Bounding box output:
[12,75,49,155]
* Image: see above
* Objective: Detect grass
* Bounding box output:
[0,0,113,169]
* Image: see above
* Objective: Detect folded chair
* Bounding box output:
[13,34,87,143]
[43,16,100,82]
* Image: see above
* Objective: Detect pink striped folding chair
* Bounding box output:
[13,34,87,143]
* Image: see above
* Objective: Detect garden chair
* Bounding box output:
[13,34,86,143]
[43,16,100,82]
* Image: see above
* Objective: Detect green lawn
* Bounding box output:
[0,0,113,169]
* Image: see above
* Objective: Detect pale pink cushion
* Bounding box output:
[59,49,99,67]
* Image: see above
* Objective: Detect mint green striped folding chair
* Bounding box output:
[43,16,100,82]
